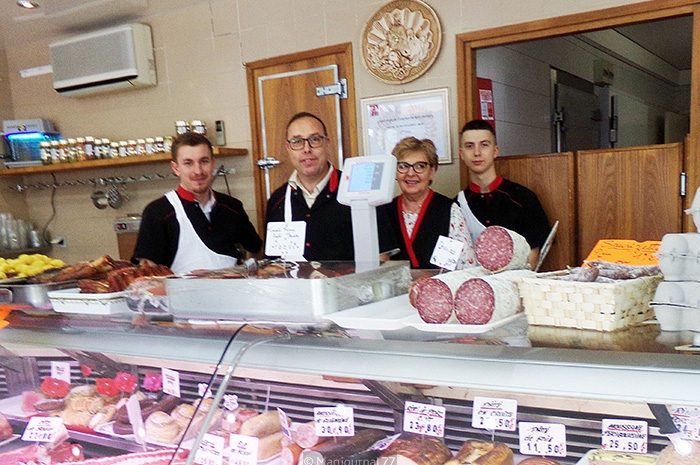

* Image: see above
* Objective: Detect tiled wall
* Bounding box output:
[1,0,640,262]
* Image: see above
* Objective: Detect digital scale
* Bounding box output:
[337,155,397,272]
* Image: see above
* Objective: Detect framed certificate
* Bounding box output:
[361,88,451,164]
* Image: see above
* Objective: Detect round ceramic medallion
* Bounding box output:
[361,0,442,84]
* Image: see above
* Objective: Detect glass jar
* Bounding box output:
[75,137,86,161]
[50,141,60,163]
[109,142,120,158]
[127,140,137,157]
[58,139,69,162]
[101,139,112,158]
[190,120,206,135]
[145,137,155,155]
[154,136,165,153]
[175,120,190,135]
[136,139,146,155]
[40,141,52,165]
[118,141,128,158]
[163,136,173,153]
[84,136,95,160]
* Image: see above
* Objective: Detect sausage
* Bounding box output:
[300,429,386,465]
[474,226,530,272]
[410,268,487,323]
[239,410,284,438]
[377,434,452,465]
[291,422,321,448]
[445,440,514,465]
[453,270,532,324]
[517,458,560,465]
[258,431,285,460]
[280,443,304,465]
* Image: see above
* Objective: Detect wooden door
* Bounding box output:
[576,143,683,258]
[496,152,576,271]
[246,43,357,230]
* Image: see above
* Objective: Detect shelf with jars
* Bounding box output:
[0,147,247,177]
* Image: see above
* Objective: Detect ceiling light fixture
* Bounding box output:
[17,0,40,9]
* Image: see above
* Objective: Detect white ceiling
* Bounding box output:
[0,1,693,71]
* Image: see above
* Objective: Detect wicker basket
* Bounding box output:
[518,272,662,331]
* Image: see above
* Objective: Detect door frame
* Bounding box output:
[246,43,357,230]
[456,0,700,230]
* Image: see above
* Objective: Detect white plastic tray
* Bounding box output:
[326,294,525,334]
[48,288,129,315]
[0,394,31,419]
[575,449,658,465]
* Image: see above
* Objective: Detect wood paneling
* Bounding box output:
[576,144,683,258]
[496,152,576,270]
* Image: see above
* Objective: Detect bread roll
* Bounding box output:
[145,411,180,444]
[445,440,513,465]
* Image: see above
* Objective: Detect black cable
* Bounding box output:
[40,173,58,244]
[167,323,249,464]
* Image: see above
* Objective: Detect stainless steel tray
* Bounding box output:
[165,261,412,324]
[0,280,76,311]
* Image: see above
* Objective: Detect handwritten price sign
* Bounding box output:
[314,406,355,437]
[602,419,647,453]
[193,433,224,465]
[519,422,567,457]
[670,406,700,441]
[228,434,258,465]
[472,397,517,431]
[22,417,66,443]
[403,401,445,438]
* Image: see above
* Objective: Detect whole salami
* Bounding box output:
[474,226,530,272]
[453,270,534,324]
[409,268,486,323]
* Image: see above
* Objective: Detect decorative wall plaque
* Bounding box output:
[361,0,442,84]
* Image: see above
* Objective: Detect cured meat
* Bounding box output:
[239,410,284,438]
[300,429,386,465]
[258,431,285,460]
[474,226,530,272]
[48,449,189,465]
[588,449,658,465]
[291,421,321,448]
[0,413,12,440]
[445,440,513,465]
[21,390,44,413]
[377,434,452,465]
[410,268,486,323]
[280,443,303,465]
[453,270,533,324]
[517,458,562,465]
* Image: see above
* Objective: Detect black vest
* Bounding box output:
[380,192,454,269]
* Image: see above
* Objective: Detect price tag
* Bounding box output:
[161,368,181,398]
[22,416,65,443]
[429,236,464,271]
[50,361,71,384]
[370,433,401,451]
[472,397,517,431]
[193,433,225,465]
[277,408,292,441]
[602,419,648,453]
[223,394,239,411]
[265,221,306,259]
[126,393,146,445]
[314,405,355,437]
[198,383,213,399]
[670,405,700,440]
[403,401,446,438]
[228,433,258,465]
[519,422,567,457]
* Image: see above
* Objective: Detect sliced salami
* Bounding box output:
[474,226,530,272]
[454,270,534,324]
[409,268,486,323]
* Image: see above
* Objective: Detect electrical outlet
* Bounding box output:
[50,237,66,248]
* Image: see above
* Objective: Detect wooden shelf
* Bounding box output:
[0,147,247,176]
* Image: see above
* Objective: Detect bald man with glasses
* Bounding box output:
[265,112,395,261]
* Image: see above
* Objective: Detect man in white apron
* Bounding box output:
[456,119,550,269]
[133,133,262,274]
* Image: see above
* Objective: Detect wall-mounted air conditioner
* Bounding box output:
[49,23,156,98]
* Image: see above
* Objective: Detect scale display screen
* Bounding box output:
[348,162,384,192]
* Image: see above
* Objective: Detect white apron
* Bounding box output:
[165,190,238,274]
[457,190,486,244]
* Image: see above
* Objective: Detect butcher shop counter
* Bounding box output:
[0,310,698,463]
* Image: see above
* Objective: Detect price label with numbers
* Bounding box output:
[314,406,355,437]
[51,361,71,384]
[602,419,647,453]
[670,405,700,441]
[22,416,66,443]
[161,368,180,398]
[265,221,306,259]
[472,397,517,431]
[228,434,258,465]
[429,236,464,271]
[403,401,445,438]
[193,433,225,465]
[519,422,567,457]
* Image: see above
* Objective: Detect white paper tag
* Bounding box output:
[22,416,65,443]
[314,405,355,437]
[265,221,306,259]
[472,397,517,431]
[126,393,146,445]
[223,394,239,411]
[519,422,567,457]
[50,361,72,384]
[277,408,292,441]
[370,433,401,451]
[403,401,445,437]
[161,368,181,398]
[602,419,648,453]
[228,433,259,465]
[429,235,464,270]
[670,405,700,440]
[198,383,213,399]
[194,433,225,465]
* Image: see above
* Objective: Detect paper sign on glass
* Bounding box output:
[193,433,225,465]
[265,221,306,259]
[314,405,355,437]
[670,405,700,440]
[403,401,445,437]
[472,397,517,431]
[430,235,464,270]
[228,433,259,465]
[51,361,71,384]
[22,417,66,443]
[161,368,181,398]
[602,419,648,453]
[519,422,567,457]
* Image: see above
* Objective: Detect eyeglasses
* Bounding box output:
[287,134,327,150]
[397,161,431,174]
